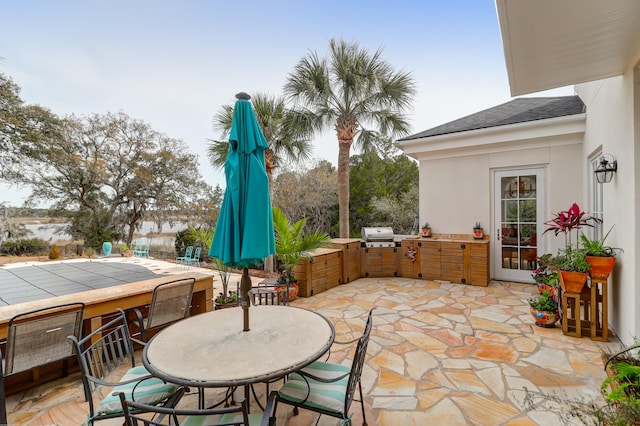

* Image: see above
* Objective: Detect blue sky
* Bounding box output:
[1,0,573,207]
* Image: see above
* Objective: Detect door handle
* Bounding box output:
[496,229,501,241]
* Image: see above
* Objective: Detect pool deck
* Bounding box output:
[2,259,623,425]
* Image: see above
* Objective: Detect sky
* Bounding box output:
[0,0,574,207]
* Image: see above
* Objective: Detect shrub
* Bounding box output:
[49,243,61,259]
[0,238,50,256]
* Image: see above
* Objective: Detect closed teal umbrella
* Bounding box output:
[209,92,275,330]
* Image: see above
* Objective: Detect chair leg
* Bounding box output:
[358,381,367,426]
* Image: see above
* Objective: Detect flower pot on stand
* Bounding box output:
[586,256,616,280]
[558,270,589,294]
[102,242,112,257]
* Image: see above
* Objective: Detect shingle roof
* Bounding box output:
[399,96,585,141]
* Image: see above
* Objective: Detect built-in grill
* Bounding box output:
[361,227,396,248]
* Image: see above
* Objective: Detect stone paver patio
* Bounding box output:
[3,260,622,425]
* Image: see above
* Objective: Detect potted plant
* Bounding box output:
[120,244,133,257]
[212,257,238,309]
[580,226,622,279]
[531,253,559,300]
[421,222,432,238]
[529,289,560,327]
[273,207,332,301]
[473,222,484,239]
[543,203,601,293]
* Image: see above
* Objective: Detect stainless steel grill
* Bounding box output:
[361,227,396,248]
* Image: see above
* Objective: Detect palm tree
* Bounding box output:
[207,92,314,191]
[284,38,416,238]
[272,206,331,281]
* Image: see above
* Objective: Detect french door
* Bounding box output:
[493,168,545,283]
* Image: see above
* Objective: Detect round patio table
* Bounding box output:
[142,305,335,388]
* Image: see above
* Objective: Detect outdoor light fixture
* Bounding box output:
[594,154,617,184]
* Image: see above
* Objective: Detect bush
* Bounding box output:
[49,243,61,259]
[0,238,50,256]
[174,229,197,257]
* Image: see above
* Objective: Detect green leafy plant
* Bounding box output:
[273,207,331,282]
[212,257,236,304]
[529,290,558,312]
[474,221,482,229]
[422,222,430,229]
[580,226,622,257]
[552,247,590,273]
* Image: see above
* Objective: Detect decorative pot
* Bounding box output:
[277,282,299,302]
[421,228,432,238]
[558,270,589,294]
[102,242,112,257]
[214,301,239,310]
[586,256,616,280]
[473,228,484,239]
[530,307,560,328]
[536,283,558,301]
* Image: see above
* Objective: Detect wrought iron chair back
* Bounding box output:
[343,308,374,417]
[0,302,84,424]
[118,393,265,426]
[131,277,196,344]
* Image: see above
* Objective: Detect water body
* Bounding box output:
[22,220,188,247]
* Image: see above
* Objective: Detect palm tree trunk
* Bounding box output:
[338,139,352,238]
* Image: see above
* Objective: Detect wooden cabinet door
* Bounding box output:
[420,241,442,280]
[441,242,466,283]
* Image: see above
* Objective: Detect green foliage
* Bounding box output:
[272,207,331,278]
[552,248,591,272]
[271,160,338,236]
[174,229,197,256]
[349,150,418,235]
[422,222,430,229]
[581,226,622,257]
[474,222,482,229]
[185,226,214,262]
[528,290,558,312]
[0,238,49,255]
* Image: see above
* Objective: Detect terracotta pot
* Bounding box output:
[277,282,299,302]
[559,270,589,293]
[586,256,616,279]
[530,307,560,328]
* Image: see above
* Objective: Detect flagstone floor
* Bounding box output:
[5,274,623,425]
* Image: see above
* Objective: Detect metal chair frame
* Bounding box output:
[269,308,374,426]
[130,277,196,345]
[175,245,193,267]
[69,309,184,425]
[118,393,272,426]
[0,302,84,424]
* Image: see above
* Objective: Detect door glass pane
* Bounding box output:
[500,174,537,271]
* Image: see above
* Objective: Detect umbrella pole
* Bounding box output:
[240,267,251,331]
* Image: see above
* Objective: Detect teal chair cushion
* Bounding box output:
[97,366,179,415]
[277,361,350,414]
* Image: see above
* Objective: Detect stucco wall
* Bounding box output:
[576,71,638,345]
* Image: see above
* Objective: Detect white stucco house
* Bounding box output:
[396,0,640,346]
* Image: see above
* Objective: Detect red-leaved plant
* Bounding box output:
[543,203,601,251]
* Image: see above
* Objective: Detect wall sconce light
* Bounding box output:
[594,154,617,184]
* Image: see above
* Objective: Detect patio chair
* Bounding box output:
[134,240,151,258]
[185,246,202,268]
[69,309,185,425]
[268,308,374,426]
[129,277,196,345]
[175,245,193,267]
[250,283,290,306]
[0,302,84,424]
[117,393,271,426]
